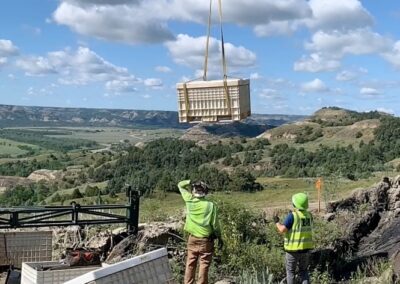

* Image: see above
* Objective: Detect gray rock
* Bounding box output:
[215,279,236,284]
[392,250,400,282]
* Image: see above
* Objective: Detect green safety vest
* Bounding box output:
[284,210,314,252]
[177,180,221,238]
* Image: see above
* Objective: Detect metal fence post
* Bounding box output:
[10,211,19,228]
[126,186,139,235]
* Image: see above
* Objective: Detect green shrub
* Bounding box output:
[310,265,334,284]
[237,267,275,284]
[312,217,343,249]
[213,201,285,279]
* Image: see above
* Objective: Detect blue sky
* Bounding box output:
[0,0,400,115]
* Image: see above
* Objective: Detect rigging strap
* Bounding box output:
[202,0,232,118]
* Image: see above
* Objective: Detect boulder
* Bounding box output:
[319,176,400,280]
[215,279,236,284]
[392,250,400,283]
[327,178,392,213]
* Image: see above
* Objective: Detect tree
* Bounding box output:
[85,185,101,197]
[71,188,83,199]
[228,170,260,192]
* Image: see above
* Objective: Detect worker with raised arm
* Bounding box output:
[178,179,222,284]
[274,193,314,284]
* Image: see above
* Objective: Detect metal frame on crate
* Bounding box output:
[0,187,139,234]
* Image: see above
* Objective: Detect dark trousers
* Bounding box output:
[285,251,310,284]
[184,235,214,284]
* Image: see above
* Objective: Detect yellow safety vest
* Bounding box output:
[284,210,314,252]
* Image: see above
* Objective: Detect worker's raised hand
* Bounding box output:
[273,215,280,224]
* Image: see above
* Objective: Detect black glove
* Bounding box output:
[273,215,280,224]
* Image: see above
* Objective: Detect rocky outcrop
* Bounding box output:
[0,176,33,192]
[321,176,400,280]
[181,122,272,142]
[27,169,61,182]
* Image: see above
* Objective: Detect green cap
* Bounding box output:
[292,193,309,210]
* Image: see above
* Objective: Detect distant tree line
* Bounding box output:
[102,138,263,196]
[0,182,57,206]
[295,125,323,144]
[0,129,98,151]
[311,108,385,127]
[268,116,400,179]
[0,158,64,177]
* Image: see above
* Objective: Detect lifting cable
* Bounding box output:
[203,0,232,118]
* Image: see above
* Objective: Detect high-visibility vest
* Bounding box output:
[284,210,314,252]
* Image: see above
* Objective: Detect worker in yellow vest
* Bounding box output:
[178,180,222,284]
[274,193,314,284]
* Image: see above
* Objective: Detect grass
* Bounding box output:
[0,138,40,157]
[24,127,184,144]
[45,181,108,202]
[55,175,382,224]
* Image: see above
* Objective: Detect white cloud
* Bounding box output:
[382,41,400,69]
[17,47,129,83]
[155,66,172,73]
[144,78,163,87]
[251,0,373,37]
[16,56,57,76]
[22,25,42,36]
[165,34,256,77]
[258,88,283,101]
[254,21,298,37]
[358,67,368,73]
[294,53,340,72]
[105,78,139,93]
[266,77,293,87]
[142,94,151,99]
[305,29,392,58]
[296,28,396,73]
[0,57,7,66]
[15,47,149,94]
[306,0,373,31]
[0,39,18,68]
[336,70,357,81]
[65,0,140,5]
[250,73,262,80]
[26,86,55,96]
[0,39,19,57]
[360,87,382,96]
[53,1,174,44]
[53,0,312,43]
[376,107,394,115]
[209,0,311,26]
[301,78,329,92]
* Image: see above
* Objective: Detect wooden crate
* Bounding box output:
[0,231,52,268]
[64,248,174,284]
[177,79,251,123]
[21,261,100,284]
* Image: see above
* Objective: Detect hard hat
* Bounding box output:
[292,193,309,210]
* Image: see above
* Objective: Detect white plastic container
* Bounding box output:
[0,231,52,268]
[21,261,100,284]
[177,79,251,123]
[65,248,174,284]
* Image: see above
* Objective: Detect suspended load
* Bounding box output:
[176,0,251,124]
[177,79,250,123]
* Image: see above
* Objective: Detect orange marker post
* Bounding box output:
[315,178,323,213]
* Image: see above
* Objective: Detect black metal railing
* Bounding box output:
[0,187,139,234]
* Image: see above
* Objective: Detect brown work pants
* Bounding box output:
[184,235,214,284]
